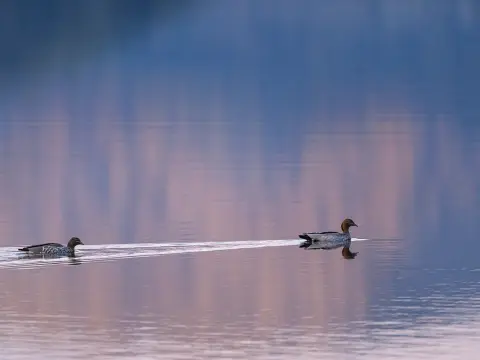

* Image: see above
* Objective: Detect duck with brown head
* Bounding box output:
[18,237,84,257]
[298,218,358,257]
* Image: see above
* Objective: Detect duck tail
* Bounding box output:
[298,234,312,248]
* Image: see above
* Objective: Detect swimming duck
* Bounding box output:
[298,218,358,252]
[18,237,84,257]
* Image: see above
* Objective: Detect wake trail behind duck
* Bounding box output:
[0,238,372,269]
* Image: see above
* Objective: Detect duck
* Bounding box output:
[18,237,84,257]
[298,218,358,253]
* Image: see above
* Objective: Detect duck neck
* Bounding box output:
[341,225,352,246]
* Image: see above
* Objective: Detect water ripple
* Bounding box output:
[0,240,297,269]
[0,238,374,269]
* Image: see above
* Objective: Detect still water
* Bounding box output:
[0,1,479,359]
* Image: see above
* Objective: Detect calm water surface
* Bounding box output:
[0,1,479,359]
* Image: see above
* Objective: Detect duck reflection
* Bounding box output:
[341,247,358,259]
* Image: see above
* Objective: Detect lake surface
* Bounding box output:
[0,1,479,359]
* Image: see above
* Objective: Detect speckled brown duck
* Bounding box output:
[18,237,84,257]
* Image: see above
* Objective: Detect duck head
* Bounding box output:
[340,218,358,233]
[67,237,84,249]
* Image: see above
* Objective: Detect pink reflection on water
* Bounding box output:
[0,93,478,335]
[1,107,474,248]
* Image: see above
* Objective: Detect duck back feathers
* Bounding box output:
[18,243,63,252]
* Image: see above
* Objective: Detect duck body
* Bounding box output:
[299,218,358,256]
[18,237,83,257]
[299,231,351,250]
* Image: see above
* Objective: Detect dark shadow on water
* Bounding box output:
[15,253,83,266]
[341,247,358,260]
[67,257,83,266]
